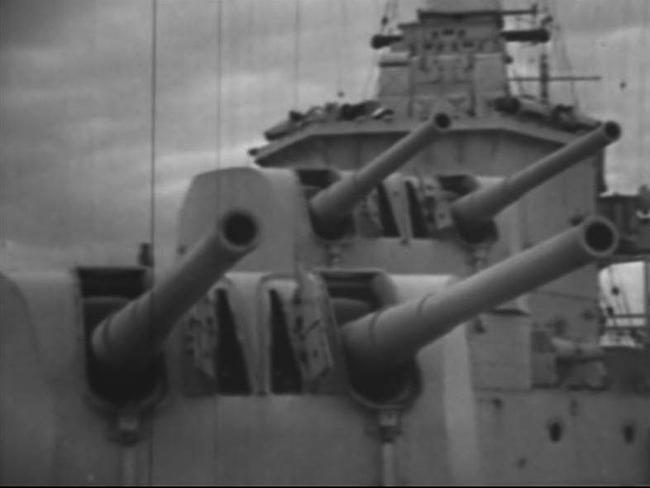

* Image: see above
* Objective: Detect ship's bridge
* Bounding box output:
[376,0,510,120]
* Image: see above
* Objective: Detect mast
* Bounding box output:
[507,7,601,104]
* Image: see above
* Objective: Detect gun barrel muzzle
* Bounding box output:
[451,121,621,233]
[309,113,451,235]
[91,209,260,372]
[342,216,618,371]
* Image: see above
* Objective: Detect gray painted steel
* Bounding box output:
[2,1,649,485]
[92,210,260,371]
[450,122,621,231]
[309,113,450,232]
[342,217,619,370]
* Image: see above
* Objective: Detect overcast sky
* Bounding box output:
[1,0,649,270]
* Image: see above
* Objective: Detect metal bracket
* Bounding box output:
[376,409,403,487]
[182,293,219,395]
[292,271,335,385]
[325,242,345,267]
[420,176,455,233]
[111,411,142,446]
[377,409,402,443]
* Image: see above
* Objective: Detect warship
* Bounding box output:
[2,0,650,485]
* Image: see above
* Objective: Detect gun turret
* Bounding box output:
[309,113,451,237]
[91,209,260,385]
[450,122,621,238]
[341,216,618,373]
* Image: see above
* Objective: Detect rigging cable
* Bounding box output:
[635,1,650,338]
[505,9,530,98]
[336,0,349,99]
[545,0,580,106]
[637,1,649,185]
[293,0,301,107]
[149,0,158,265]
[599,289,619,334]
[216,0,223,169]
[245,0,256,166]
[362,0,395,99]
[212,1,223,481]
[146,0,158,482]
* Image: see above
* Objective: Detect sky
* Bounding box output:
[0,0,387,266]
[0,0,649,275]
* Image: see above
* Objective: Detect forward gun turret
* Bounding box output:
[341,216,618,373]
[90,209,260,397]
[450,122,621,239]
[309,113,451,237]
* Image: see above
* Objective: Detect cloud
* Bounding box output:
[2,0,650,272]
[550,0,650,36]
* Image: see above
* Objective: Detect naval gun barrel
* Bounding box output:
[342,216,618,371]
[450,121,621,234]
[91,209,260,373]
[309,113,451,236]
